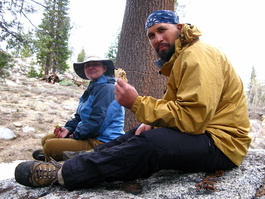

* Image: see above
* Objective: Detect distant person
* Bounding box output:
[15,10,251,190]
[32,56,125,161]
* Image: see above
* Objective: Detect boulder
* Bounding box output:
[0,127,16,140]
[0,149,265,198]
[22,126,36,134]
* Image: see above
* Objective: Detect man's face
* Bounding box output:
[147,23,180,61]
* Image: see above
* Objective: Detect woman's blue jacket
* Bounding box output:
[64,75,125,142]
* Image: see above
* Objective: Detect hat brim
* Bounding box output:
[74,59,116,80]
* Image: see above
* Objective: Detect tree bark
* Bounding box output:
[116,0,175,131]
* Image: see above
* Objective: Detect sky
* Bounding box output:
[176,0,265,87]
[67,0,264,88]
[68,0,126,61]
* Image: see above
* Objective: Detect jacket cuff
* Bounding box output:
[131,96,141,113]
[64,127,74,134]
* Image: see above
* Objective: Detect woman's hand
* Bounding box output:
[54,126,70,138]
[135,123,152,135]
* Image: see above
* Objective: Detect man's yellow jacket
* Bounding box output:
[131,24,251,166]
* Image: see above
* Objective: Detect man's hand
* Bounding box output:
[54,126,70,138]
[115,78,139,109]
[135,123,152,135]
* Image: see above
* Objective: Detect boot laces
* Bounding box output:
[32,158,62,185]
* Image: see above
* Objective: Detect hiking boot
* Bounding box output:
[32,149,45,161]
[62,149,94,160]
[15,158,62,187]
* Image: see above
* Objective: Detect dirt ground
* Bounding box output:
[0,75,85,163]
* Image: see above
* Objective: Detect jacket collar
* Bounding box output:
[157,24,202,76]
[88,75,115,90]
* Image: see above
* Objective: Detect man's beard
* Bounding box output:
[156,43,175,62]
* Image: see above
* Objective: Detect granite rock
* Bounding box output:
[0,149,265,199]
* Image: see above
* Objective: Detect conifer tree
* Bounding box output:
[247,66,265,119]
[248,66,257,105]
[77,48,86,62]
[105,31,120,64]
[35,0,71,75]
[0,0,37,46]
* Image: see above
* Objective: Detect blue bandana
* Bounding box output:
[145,10,179,31]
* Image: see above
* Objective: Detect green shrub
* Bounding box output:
[27,66,43,78]
[59,79,77,87]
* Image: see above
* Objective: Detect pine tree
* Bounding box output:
[0,0,37,46]
[248,66,257,105]
[105,31,120,64]
[35,0,71,75]
[247,66,265,119]
[77,48,86,62]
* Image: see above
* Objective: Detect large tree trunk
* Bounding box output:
[116,0,175,131]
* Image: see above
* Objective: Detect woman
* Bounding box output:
[33,56,125,161]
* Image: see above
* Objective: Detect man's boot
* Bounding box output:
[15,158,62,187]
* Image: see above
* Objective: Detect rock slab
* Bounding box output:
[0,149,265,199]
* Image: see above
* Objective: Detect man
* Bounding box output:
[15,10,251,191]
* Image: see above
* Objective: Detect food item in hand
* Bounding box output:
[54,124,61,128]
[115,68,128,82]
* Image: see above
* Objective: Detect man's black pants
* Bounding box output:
[62,127,236,190]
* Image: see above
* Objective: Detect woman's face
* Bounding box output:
[84,61,107,81]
